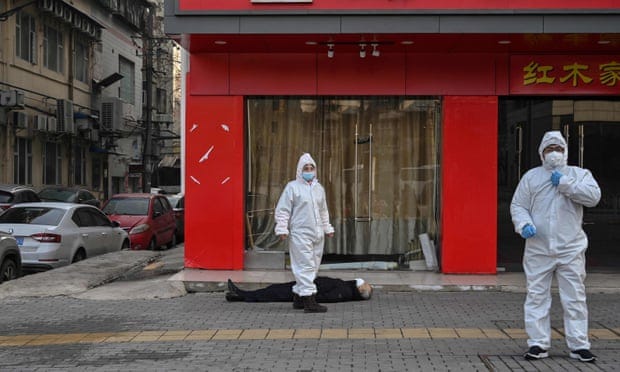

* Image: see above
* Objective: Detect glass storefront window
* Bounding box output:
[498,98,620,271]
[246,97,441,265]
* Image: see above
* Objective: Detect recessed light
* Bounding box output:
[498,40,511,45]
[400,41,414,45]
[598,40,611,45]
[214,40,227,45]
[305,41,317,45]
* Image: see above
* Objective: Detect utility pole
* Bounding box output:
[142,4,154,192]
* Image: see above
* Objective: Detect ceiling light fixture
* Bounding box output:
[597,40,611,45]
[497,40,511,45]
[371,43,380,57]
[214,40,227,45]
[359,43,366,58]
[327,43,334,58]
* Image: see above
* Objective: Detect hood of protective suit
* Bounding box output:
[538,131,568,170]
[296,153,318,182]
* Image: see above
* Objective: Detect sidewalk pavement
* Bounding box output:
[1,244,619,299]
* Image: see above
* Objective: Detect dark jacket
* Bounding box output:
[238,276,364,303]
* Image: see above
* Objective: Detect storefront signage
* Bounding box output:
[510,55,620,95]
[179,0,616,11]
[251,0,312,3]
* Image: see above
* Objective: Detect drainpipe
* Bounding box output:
[141,5,154,192]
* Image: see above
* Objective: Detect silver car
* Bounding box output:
[0,231,21,283]
[0,203,130,270]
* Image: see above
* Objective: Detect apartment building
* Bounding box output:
[0,0,177,200]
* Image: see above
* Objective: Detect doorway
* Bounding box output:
[246,97,441,265]
[498,98,620,271]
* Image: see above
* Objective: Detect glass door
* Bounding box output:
[564,119,620,270]
[247,97,441,266]
[498,98,620,271]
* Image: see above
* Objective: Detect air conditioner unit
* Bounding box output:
[13,112,28,129]
[100,97,123,132]
[0,90,25,108]
[89,129,100,143]
[47,117,57,132]
[56,99,75,133]
[41,0,54,12]
[153,113,173,123]
[34,115,48,131]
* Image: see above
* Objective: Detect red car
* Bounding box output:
[102,193,177,250]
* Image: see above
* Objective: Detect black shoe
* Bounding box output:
[524,346,549,360]
[227,279,237,293]
[302,294,327,313]
[570,349,596,362]
[225,292,244,302]
[293,294,304,309]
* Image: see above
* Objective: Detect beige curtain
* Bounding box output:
[247,97,439,258]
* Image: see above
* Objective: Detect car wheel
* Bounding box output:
[166,232,177,249]
[148,238,158,251]
[0,257,19,283]
[72,249,86,263]
[120,239,130,250]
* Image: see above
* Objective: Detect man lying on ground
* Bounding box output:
[225,276,373,307]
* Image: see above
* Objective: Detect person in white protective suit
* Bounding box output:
[510,131,601,363]
[275,153,334,313]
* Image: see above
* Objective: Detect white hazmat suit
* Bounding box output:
[275,153,335,297]
[510,131,601,351]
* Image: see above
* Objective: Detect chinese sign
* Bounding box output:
[510,56,620,95]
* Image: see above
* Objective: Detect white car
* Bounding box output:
[0,231,21,283]
[0,203,130,270]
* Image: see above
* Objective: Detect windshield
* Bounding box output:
[0,191,14,203]
[0,207,64,226]
[39,189,76,202]
[166,196,181,208]
[103,198,150,216]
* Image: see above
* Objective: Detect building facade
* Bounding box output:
[165,0,620,273]
[0,0,179,200]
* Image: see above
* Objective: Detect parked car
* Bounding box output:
[102,193,176,250]
[166,193,184,242]
[0,203,129,270]
[0,231,21,283]
[38,187,101,208]
[0,184,41,212]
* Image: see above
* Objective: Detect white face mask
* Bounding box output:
[544,151,564,168]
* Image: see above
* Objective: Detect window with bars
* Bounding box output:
[75,38,89,83]
[15,11,37,64]
[119,56,135,104]
[44,142,63,185]
[13,138,33,185]
[44,24,64,73]
[74,145,86,185]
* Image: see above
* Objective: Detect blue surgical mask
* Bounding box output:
[302,172,315,182]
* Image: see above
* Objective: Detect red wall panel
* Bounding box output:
[190,54,229,95]
[192,52,500,96]
[230,53,317,95]
[405,54,496,95]
[441,96,498,274]
[317,53,406,95]
[179,0,617,11]
[184,91,245,269]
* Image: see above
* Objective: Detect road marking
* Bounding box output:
[0,328,617,347]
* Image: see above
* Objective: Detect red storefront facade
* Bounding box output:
[165,1,620,274]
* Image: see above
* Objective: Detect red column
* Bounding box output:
[184,94,245,269]
[441,96,498,274]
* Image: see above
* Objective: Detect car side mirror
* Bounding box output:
[153,211,162,218]
[112,221,120,227]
